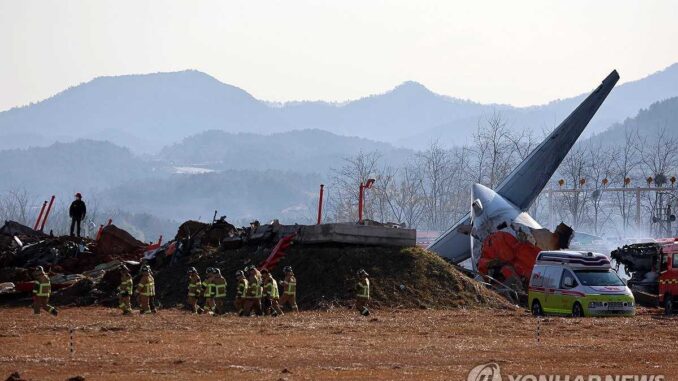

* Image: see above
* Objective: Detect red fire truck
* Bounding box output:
[611,238,678,314]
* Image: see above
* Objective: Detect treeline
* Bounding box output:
[324,114,678,238]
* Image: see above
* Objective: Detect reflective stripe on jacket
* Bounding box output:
[237,279,248,298]
[188,279,202,297]
[284,278,296,295]
[263,279,279,299]
[119,278,133,294]
[33,281,51,297]
[203,281,215,298]
[356,279,370,299]
[214,277,227,298]
[246,281,261,299]
[138,278,155,296]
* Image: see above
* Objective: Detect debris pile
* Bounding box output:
[0,221,145,304]
[0,218,511,310]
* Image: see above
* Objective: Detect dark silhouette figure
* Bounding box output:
[69,193,86,237]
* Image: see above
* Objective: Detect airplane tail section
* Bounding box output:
[428,70,619,263]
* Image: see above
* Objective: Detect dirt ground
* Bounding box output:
[0,307,676,381]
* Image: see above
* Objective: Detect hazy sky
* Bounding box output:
[1,0,677,111]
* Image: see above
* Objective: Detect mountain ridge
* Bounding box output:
[2,64,678,152]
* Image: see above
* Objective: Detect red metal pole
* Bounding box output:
[39,195,55,231]
[96,225,104,241]
[317,184,324,225]
[33,201,47,230]
[358,182,364,224]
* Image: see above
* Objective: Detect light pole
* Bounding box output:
[358,178,376,224]
[317,184,324,225]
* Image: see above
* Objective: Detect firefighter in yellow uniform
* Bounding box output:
[243,267,262,316]
[213,268,227,315]
[279,266,298,312]
[262,269,283,316]
[202,268,216,315]
[148,268,158,313]
[187,267,203,314]
[135,266,155,314]
[117,265,133,315]
[235,270,248,316]
[355,268,370,316]
[32,266,58,316]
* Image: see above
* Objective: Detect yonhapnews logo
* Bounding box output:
[468,363,502,381]
[467,363,666,381]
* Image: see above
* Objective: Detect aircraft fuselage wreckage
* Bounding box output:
[427,70,619,290]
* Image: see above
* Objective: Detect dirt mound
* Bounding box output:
[153,245,510,310]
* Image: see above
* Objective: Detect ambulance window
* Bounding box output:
[661,255,669,272]
[531,270,544,287]
[560,270,577,289]
[544,267,561,288]
[673,254,678,269]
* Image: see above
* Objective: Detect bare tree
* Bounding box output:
[327,151,383,223]
[611,129,640,234]
[470,112,516,188]
[557,145,589,229]
[416,142,455,231]
[635,127,678,235]
[586,143,616,235]
[379,164,425,228]
[0,188,35,226]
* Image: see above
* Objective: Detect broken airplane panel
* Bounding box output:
[470,183,573,291]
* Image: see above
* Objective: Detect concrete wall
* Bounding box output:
[296,223,416,247]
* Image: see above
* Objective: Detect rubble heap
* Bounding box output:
[0,219,511,310]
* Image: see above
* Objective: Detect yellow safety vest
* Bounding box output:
[357,279,370,299]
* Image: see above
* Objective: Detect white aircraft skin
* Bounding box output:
[470,183,543,270]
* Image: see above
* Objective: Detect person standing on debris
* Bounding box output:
[355,269,370,316]
[242,267,262,316]
[117,265,133,315]
[32,266,58,316]
[279,266,298,313]
[69,193,87,238]
[187,267,203,314]
[234,270,248,316]
[213,268,227,315]
[202,268,216,315]
[135,266,155,314]
[261,269,283,316]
